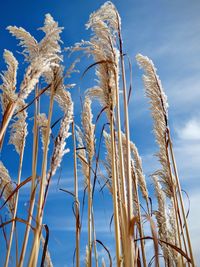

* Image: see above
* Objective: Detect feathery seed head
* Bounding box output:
[49,93,73,177]
[73,2,121,118]
[37,113,50,151]
[82,96,95,161]
[7,26,39,62]
[0,161,15,215]
[136,54,173,197]
[0,50,18,113]
[9,99,28,154]
[76,126,90,186]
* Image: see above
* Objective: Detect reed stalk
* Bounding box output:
[91,207,98,267]
[117,23,135,267]
[72,120,80,267]
[114,62,130,267]
[18,86,39,267]
[87,161,92,266]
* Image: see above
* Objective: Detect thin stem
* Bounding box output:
[88,161,92,266]
[15,226,19,266]
[91,207,98,267]
[72,120,80,267]
[114,67,127,216]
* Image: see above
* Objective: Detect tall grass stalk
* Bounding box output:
[87,162,92,266]
[28,82,55,266]
[91,207,99,267]
[72,120,80,267]
[117,23,135,267]
[18,86,39,267]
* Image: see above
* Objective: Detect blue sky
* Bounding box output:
[0,0,200,266]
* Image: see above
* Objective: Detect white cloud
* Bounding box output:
[176,118,200,141]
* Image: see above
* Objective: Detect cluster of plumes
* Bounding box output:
[103,129,149,209]
[76,96,95,187]
[136,54,174,198]
[0,50,28,154]
[0,161,15,215]
[0,14,63,155]
[73,2,120,118]
[37,113,51,151]
[7,13,63,102]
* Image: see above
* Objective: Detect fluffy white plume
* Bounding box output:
[76,126,90,187]
[37,113,51,151]
[82,96,95,161]
[18,57,53,100]
[48,92,73,177]
[7,26,39,62]
[8,14,63,102]
[0,161,15,215]
[129,140,149,203]
[103,130,115,192]
[39,14,63,60]
[9,99,28,154]
[136,54,173,198]
[0,49,18,113]
[152,175,175,264]
[73,2,120,118]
